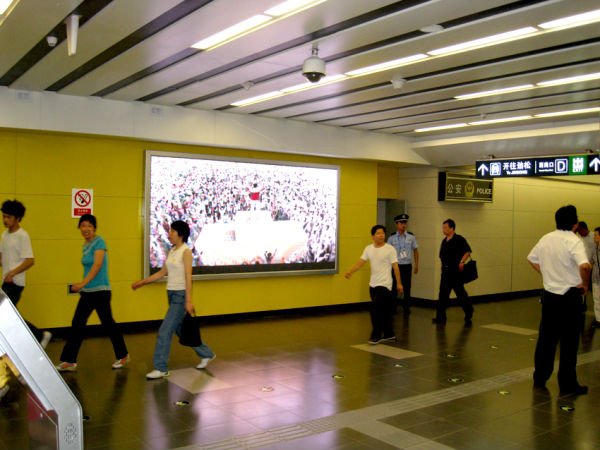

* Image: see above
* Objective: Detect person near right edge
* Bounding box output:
[433,219,473,326]
[592,227,600,329]
[527,205,591,395]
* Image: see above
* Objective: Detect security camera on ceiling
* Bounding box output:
[302,44,326,83]
[46,35,58,47]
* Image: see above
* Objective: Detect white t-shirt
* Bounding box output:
[0,228,34,287]
[166,245,188,290]
[527,230,589,295]
[360,243,397,290]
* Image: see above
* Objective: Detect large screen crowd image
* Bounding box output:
[145,152,339,278]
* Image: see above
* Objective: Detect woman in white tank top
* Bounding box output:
[132,220,215,379]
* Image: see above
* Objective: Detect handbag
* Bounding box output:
[462,259,478,284]
[179,313,202,347]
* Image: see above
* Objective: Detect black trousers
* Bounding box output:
[533,288,584,390]
[2,281,44,342]
[369,286,395,339]
[436,270,473,321]
[60,290,128,363]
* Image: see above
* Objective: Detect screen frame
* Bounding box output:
[144,150,340,280]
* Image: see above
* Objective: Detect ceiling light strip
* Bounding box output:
[456,72,600,100]
[538,8,600,30]
[455,84,535,100]
[468,115,532,125]
[345,54,428,77]
[427,27,538,56]
[534,107,600,118]
[415,108,599,132]
[191,0,326,50]
[415,123,468,132]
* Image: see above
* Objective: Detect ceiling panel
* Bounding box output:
[0,0,598,167]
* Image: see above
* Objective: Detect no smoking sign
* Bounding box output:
[72,188,94,218]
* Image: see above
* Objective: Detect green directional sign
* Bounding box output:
[476,153,600,178]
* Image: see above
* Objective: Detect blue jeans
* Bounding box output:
[153,290,214,372]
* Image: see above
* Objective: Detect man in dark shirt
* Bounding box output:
[433,219,473,325]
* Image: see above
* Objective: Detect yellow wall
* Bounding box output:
[0,129,378,327]
[377,165,399,199]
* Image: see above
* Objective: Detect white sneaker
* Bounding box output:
[56,362,77,372]
[196,355,216,369]
[112,354,130,369]
[40,331,52,349]
[146,369,169,380]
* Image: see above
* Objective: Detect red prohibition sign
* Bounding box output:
[75,190,91,207]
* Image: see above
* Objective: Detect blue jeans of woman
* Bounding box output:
[153,290,214,372]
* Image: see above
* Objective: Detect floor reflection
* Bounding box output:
[1,297,600,449]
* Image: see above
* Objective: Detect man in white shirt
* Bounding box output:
[345,225,403,344]
[0,200,51,347]
[591,227,600,328]
[527,205,591,395]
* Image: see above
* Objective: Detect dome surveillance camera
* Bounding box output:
[302,44,326,83]
[46,35,58,47]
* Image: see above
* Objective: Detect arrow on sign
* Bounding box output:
[477,164,489,176]
[589,157,600,171]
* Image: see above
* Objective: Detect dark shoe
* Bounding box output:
[381,335,396,342]
[368,336,379,345]
[559,384,588,395]
[432,317,446,324]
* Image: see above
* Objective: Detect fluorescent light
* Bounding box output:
[455,84,535,100]
[428,27,538,56]
[191,1,327,51]
[280,74,347,93]
[415,123,468,132]
[469,115,532,125]
[345,54,428,77]
[537,72,600,87]
[191,14,272,50]
[265,0,326,17]
[0,0,14,15]
[538,8,600,30]
[233,74,348,107]
[534,107,600,118]
[231,91,284,107]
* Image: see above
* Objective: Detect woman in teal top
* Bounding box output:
[56,214,129,372]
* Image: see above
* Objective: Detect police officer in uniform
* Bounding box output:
[527,205,591,394]
[388,214,419,315]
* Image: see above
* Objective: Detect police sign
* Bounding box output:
[438,172,493,203]
[476,153,600,178]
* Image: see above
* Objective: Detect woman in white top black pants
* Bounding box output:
[132,220,215,379]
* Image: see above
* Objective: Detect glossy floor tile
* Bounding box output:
[2,297,600,449]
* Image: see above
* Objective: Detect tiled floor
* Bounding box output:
[2,297,600,449]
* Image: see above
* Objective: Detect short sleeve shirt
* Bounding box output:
[0,228,34,287]
[388,232,418,265]
[439,234,471,272]
[81,236,110,292]
[527,230,589,294]
[360,243,397,290]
